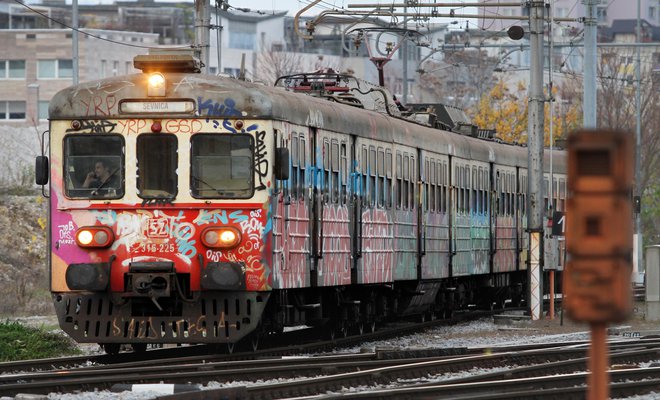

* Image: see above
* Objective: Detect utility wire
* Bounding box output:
[11,0,191,50]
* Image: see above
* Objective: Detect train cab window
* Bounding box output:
[137,134,177,199]
[190,133,253,199]
[63,135,124,199]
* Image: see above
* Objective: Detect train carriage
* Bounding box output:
[37,53,567,352]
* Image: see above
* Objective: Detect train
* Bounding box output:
[35,52,567,353]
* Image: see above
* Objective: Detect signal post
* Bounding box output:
[564,129,634,399]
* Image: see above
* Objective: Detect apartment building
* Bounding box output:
[0,28,158,124]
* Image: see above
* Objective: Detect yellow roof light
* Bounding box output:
[147,72,166,97]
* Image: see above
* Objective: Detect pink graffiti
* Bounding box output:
[359,208,394,284]
[317,205,351,286]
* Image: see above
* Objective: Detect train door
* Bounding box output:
[493,166,517,273]
[419,151,450,279]
[273,127,313,289]
[354,138,394,284]
[452,160,471,276]
[392,146,417,281]
[470,162,490,275]
[313,132,352,287]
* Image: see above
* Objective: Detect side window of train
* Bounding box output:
[427,159,433,212]
[340,141,347,205]
[395,151,402,209]
[377,147,385,208]
[385,149,392,208]
[63,134,125,199]
[331,139,340,204]
[190,133,253,199]
[290,134,299,199]
[361,145,368,204]
[403,153,410,210]
[323,138,330,202]
[369,146,377,207]
[299,135,306,199]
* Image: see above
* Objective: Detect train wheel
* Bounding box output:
[132,343,147,353]
[102,343,121,355]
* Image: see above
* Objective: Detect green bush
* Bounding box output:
[0,321,80,361]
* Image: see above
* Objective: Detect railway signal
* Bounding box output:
[564,129,634,400]
[564,129,634,323]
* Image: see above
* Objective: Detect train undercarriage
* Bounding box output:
[53,269,542,354]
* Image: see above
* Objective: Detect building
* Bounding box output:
[0,28,158,123]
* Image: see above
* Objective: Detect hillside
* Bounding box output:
[0,194,50,315]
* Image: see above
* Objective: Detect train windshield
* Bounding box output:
[63,135,125,199]
[137,133,178,199]
[190,133,254,199]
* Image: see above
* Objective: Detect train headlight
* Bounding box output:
[147,72,166,97]
[201,227,242,249]
[75,226,114,248]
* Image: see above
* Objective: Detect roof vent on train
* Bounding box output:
[407,103,487,138]
[134,49,202,73]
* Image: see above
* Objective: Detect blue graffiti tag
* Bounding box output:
[198,97,242,117]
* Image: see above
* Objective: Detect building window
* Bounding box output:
[0,60,26,79]
[37,59,73,79]
[38,101,49,120]
[0,101,26,119]
[228,20,256,50]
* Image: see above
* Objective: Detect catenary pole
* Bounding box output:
[582,0,597,127]
[634,0,643,285]
[527,1,545,321]
[72,0,78,85]
[195,0,211,73]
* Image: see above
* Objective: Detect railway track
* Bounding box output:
[3,330,660,398]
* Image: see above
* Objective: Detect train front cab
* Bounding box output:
[39,105,289,349]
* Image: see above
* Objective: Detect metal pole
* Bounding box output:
[634,0,643,281]
[587,323,611,399]
[402,4,408,104]
[528,1,545,321]
[195,0,211,73]
[72,0,79,85]
[582,0,597,127]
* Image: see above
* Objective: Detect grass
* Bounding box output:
[0,321,81,361]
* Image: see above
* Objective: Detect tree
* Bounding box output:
[469,78,580,145]
[556,51,659,246]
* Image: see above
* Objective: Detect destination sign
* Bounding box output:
[120,100,195,114]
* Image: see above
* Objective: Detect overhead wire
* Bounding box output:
[11,0,191,50]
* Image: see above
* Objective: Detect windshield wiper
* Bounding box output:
[192,175,226,195]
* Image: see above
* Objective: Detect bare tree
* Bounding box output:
[561,51,659,244]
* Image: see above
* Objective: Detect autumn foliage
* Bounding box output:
[470,78,580,146]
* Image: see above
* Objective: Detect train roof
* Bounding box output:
[48,72,565,173]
